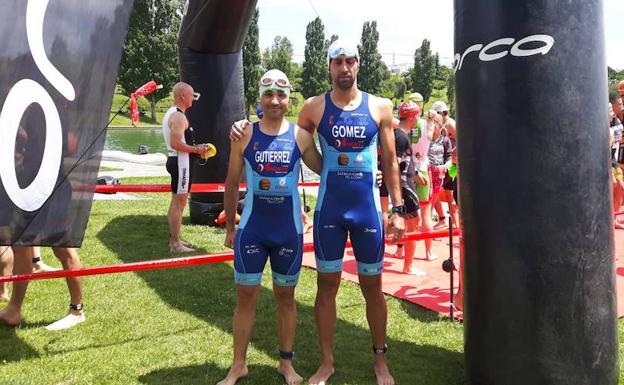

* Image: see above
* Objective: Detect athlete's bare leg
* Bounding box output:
[402,218,425,275]
[168,193,193,252]
[0,246,14,302]
[44,248,86,331]
[309,272,341,385]
[273,285,303,385]
[217,285,260,385]
[0,247,35,326]
[359,274,394,385]
[420,203,438,261]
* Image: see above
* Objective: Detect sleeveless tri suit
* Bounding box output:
[313,92,385,275]
[234,122,303,286]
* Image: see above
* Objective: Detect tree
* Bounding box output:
[381,73,407,101]
[358,21,384,94]
[447,71,456,116]
[301,17,329,98]
[325,34,339,50]
[412,39,438,102]
[117,0,181,123]
[242,8,261,115]
[262,36,294,79]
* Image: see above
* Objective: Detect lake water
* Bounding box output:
[105,127,320,181]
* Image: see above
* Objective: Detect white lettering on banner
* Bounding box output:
[254,150,291,163]
[454,34,555,72]
[0,0,75,212]
[331,125,366,138]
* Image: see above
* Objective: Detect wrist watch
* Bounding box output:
[390,205,406,215]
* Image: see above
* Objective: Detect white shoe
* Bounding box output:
[45,312,86,331]
[32,261,60,273]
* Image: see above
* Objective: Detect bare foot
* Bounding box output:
[426,252,439,261]
[309,363,334,385]
[0,307,21,327]
[277,361,303,385]
[216,364,248,385]
[169,243,195,253]
[403,267,427,276]
[181,239,195,248]
[373,359,395,385]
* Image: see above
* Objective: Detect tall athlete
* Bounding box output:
[298,40,404,385]
[163,82,208,253]
[220,70,321,385]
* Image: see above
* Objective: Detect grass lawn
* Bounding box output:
[0,176,622,384]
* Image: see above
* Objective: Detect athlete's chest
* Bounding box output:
[319,110,379,150]
[246,133,299,175]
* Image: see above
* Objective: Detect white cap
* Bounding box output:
[327,39,359,63]
[258,69,292,96]
[431,101,449,113]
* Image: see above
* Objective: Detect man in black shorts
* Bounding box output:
[162,82,209,253]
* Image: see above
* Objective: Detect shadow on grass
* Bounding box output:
[138,363,277,385]
[99,215,465,385]
[0,326,40,363]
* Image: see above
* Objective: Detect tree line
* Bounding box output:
[242,12,454,116]
[116,1,624,121]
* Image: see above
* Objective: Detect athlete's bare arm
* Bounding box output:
[169,112,208,155]
[297,96,325,134]
[296,127,322,175]
[372,95,405,240]
[445,118,457,141]
[223,127,252,248]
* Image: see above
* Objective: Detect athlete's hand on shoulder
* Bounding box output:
[224,229,235,249]
[386,214,406,243]
[230,119,251,142]
[376,169,383,187]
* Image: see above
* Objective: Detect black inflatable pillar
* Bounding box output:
[454,1,618,383]
[178,0,257,224]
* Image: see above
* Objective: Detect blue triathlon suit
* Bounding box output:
[313,92,384,275]
[234,122,303,286]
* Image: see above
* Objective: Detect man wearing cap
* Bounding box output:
[163,82,209,253]
[298,39,403,385]
[230,41,404,385]
[220,69,322,385]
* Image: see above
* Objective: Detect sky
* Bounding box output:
[256,0,624,71]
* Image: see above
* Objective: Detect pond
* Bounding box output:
[104,127,320,181]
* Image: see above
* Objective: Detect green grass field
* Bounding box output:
[0,176,622,384]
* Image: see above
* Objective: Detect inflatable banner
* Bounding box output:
[0,0,133,246]
[455,0,618,383]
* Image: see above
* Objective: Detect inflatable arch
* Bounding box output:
[0,0,617,383]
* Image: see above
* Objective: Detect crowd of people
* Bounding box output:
[610,81,624,228]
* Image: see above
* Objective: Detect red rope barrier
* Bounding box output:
[0,229,459,283]
[95,182,321,194]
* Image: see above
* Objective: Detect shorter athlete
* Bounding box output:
[220,69,321,385]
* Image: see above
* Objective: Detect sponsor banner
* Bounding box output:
[0,0,133,246]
